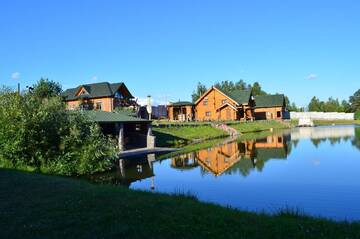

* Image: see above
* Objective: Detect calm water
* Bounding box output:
[91,125,360,221]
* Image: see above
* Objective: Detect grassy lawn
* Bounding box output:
[153,125,227,147]
[314,120,360,126]
[230,120,292,133]
[1,169,360,239]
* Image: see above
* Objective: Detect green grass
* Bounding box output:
[230,120,292,133]
[314,120,360,126]
[1,168,360,239]
[153,125,227,147]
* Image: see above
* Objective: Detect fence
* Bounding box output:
[290,112,354,120]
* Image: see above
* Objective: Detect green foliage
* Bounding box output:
[355,111,360,120]
[349,89,360,112]
[191,82,207,102]
[31,78,62,99]
[308,96,346,112]
[0,80,117,175]
[214,79,251,93]
[251,82,267,96]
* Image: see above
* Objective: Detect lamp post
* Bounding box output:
[146,95,152,120]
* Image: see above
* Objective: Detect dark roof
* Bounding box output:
[81,110,150,123]
[255,94,285,108]
[255,148,287,161]
[225,89,252,105]
[169,101,194,106]
[62,82,133,101]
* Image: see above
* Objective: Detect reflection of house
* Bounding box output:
[167,101,194,121]
[171,135,290,176]
[254,94,287,120]
[62,82,137,112]
[194,87,255,121]
[195,140,254,176]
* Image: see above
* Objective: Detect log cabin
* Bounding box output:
[194,86,255,121]
[62,82,137,112]
[167,101,195,121]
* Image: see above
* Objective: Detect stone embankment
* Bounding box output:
[211,123,239,136]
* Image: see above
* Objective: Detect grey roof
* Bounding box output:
[62,82,133,101]
[225,89,252,105]
[255,94,285,108]
[81,110,150,123]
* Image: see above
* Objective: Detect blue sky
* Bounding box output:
[0,0,359,106]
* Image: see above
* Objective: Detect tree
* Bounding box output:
[214,79,251,94]
[251,82,267,96]
[31,78,62,99]
[349,89,360,112]
[191,82,207,102]
[308,96,322,112]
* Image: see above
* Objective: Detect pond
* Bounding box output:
[90,125,360,221]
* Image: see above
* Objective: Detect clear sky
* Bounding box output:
[0,0,359,106]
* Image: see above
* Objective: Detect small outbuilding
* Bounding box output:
[167,101,195,121]
[254,94,288,120]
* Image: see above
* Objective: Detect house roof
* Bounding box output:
[81,110,151,123]
[225,89,252,105]
[62,82,133,101]
[194,86,252,106]
[255,94,285,108]
[169,101,194,106]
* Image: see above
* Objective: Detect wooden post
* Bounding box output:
[117,123,124,151]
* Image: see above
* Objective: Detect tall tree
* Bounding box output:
[31,78,62,99]
[349,89,360,112]
[191,82,207,102]
[251,82,267,96]
[308,96,322,112]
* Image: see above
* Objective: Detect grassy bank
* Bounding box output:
[1,169,360,239]
[154,120,292,147]
[153,125,227,147]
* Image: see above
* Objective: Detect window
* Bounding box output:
[205,111,211,117]
[203,97,208,106]
[95,102,102,110]
[277,111,281,118]
[221,99,227,105]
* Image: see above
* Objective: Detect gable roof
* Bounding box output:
[194,86,252,106]
[225,89,252,105]
[255,94,285,108]
[62,82,133,101]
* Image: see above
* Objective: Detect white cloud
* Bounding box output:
[306,73,318,80]
[90,75,98,82]
[11,72,20,80]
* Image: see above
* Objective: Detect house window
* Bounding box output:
[95,102,102,110]
[277,111,281,118]
[203,97,208,106]
[205,111,211,117]
[221,99,227,105]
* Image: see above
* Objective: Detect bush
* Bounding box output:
[355,111,360,120]
[0,83,117,176]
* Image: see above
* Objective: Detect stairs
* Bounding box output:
[211,123,239,136]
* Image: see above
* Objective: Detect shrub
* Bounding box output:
[0,83,117,176]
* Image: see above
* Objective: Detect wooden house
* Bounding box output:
[194,86,255,121]
[254,94,287,120]
[167,101,195,121]
[62,82,137,112]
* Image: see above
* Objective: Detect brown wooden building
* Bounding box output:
[254,94,287,120]
[62,82,137,112]
[167,101,194,121]
[194,87,255,121]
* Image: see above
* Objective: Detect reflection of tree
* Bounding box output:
[352,128,360,150]
[311,138,327,148]
[292,140,300,148]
